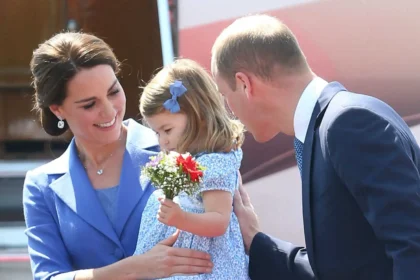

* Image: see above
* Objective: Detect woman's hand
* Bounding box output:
[124,230,213,279]
[157,197,185,227]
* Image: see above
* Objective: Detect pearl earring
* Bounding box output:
[57,117,65,129]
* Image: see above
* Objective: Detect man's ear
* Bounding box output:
[235,72,253,99]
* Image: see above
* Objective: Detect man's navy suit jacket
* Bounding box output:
[249,82,420,280]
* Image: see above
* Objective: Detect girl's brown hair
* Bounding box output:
[140,58,245,154]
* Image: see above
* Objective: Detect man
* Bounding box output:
[211,14,420,280]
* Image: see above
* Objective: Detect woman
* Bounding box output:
[23,32,212,280]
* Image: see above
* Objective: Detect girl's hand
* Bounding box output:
[158,197,186,227]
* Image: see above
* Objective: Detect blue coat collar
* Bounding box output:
[43,119,157,175]
[45,119,158,247]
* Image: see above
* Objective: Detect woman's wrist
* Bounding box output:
[112,255,152,280]
[98,257,139,280]
[74,257,140,280]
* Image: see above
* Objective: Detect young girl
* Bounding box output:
[134,58,249,279]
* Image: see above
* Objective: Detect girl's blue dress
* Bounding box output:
[134,148,249,279]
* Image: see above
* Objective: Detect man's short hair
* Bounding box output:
[211,14,308,89]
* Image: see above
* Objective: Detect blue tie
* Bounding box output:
[294,137,304,176]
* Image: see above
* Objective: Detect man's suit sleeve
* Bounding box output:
[23,170,76,280]
[249,232,315,280]
[327,107,420,280]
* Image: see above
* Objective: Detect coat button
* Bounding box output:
[114,248,124,259]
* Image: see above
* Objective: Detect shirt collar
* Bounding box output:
[293,77,328,143]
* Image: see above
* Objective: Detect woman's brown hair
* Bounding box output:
[30,32,120,136]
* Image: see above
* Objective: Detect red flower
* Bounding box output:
[188,169,203,182]
[176,154,203,182]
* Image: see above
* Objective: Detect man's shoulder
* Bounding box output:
[325,90,399,124]
[329,90,386,110]
[318,89,409,144]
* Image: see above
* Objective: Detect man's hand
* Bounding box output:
[233,174,260,254]
[158,197,185,227]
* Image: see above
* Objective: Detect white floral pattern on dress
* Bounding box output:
[134,149,249,280]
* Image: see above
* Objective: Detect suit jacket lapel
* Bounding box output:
[302,82,347,273]
[114,119,159,237]
[49,139,121,247]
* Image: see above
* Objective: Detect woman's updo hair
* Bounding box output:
[30,32,120,136]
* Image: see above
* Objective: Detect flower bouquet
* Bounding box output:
[141,151,205,199]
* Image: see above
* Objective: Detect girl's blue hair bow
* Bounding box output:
[163,80,187,113]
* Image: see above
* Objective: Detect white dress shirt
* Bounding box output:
[293,77,329,143]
